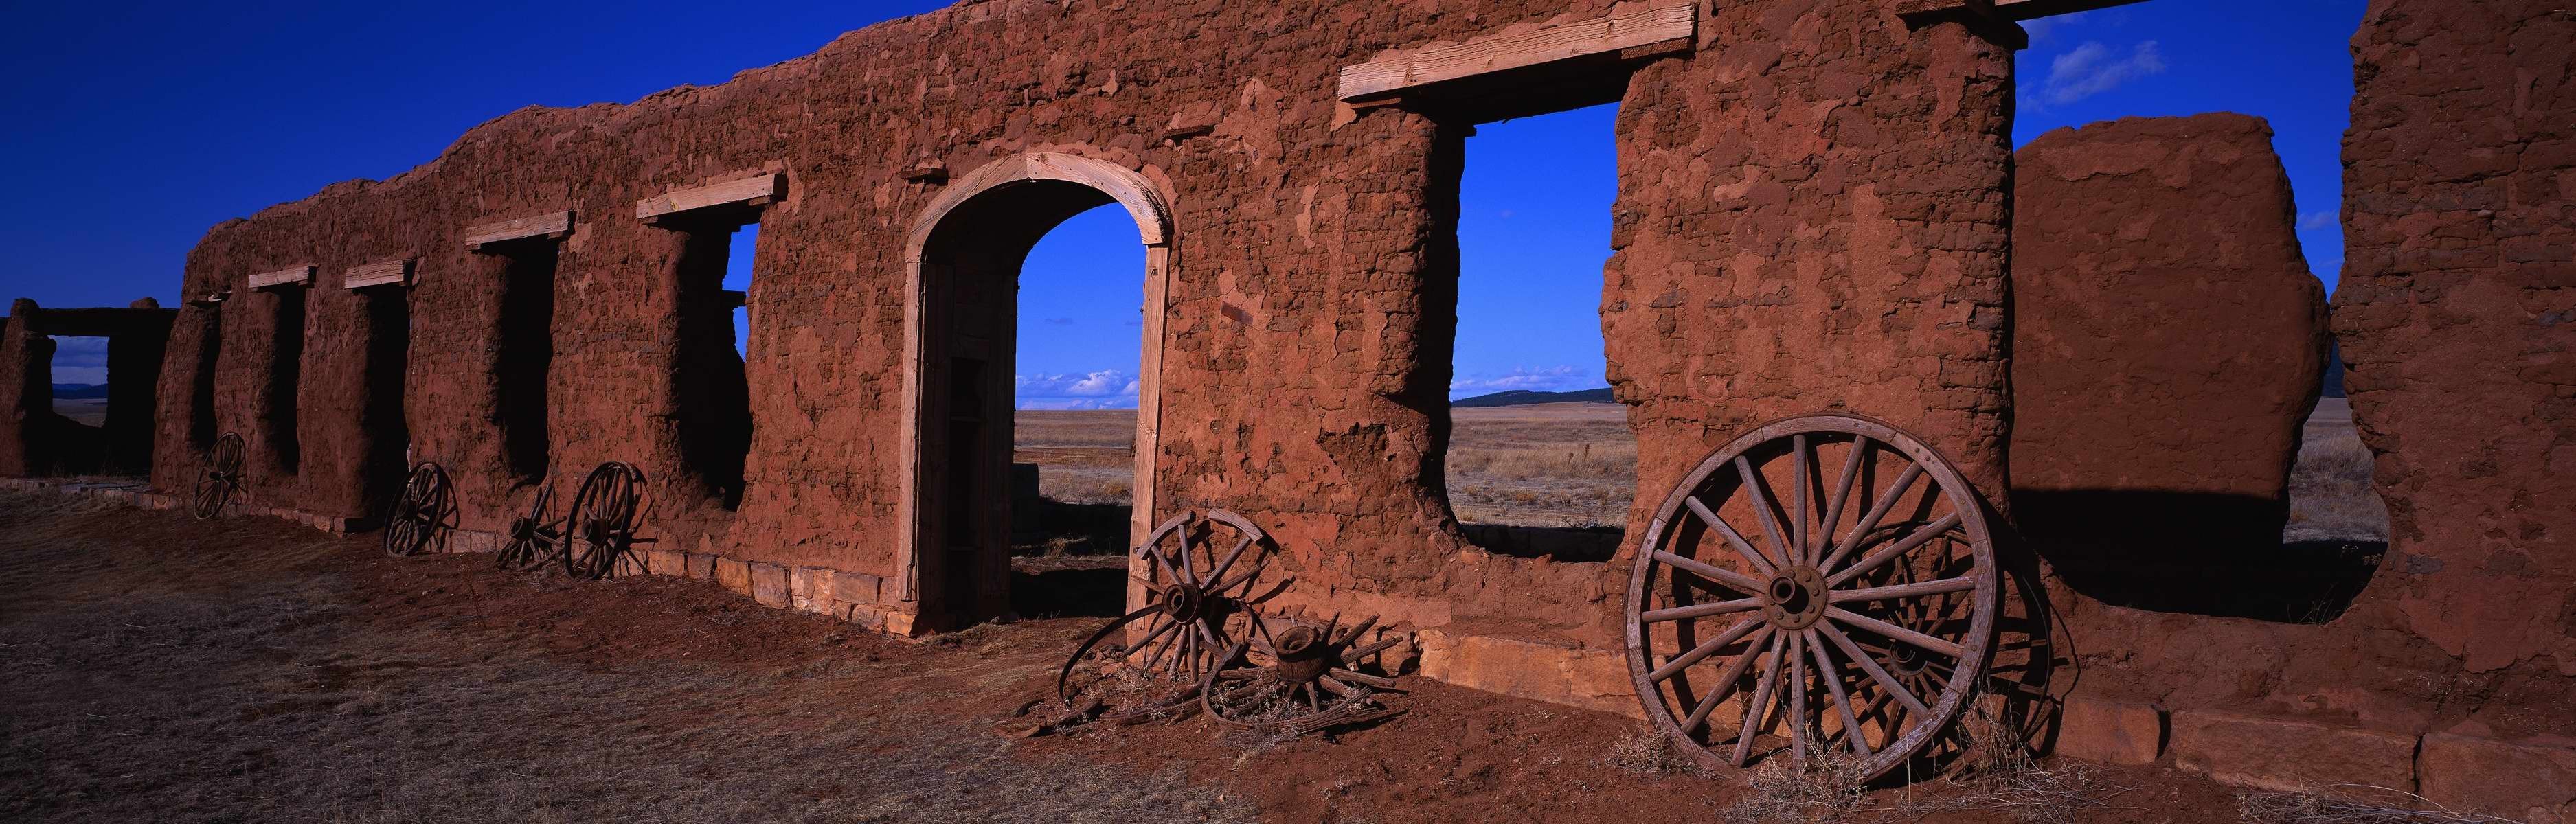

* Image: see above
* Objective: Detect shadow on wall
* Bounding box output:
[1459,523,1621,563]
[2015,489,2384,623]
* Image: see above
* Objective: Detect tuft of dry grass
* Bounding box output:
[1719,746,1873,824]
[2237,786,2528,824]
[1602,722,1702,777]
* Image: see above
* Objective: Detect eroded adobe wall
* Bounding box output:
[2337,0,2574,680]
[0,303,47,476]
[148,1,2014,674]
[2009,113,2329,613]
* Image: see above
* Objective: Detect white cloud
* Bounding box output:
[2298,211,2338,230]
[1015,369,1140,409]
[2037,41,2165,106]
[2020,10,2086,43]
[1448,365,1594,397]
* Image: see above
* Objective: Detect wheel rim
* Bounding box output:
[383,463,449,557]
[1624,413,1997,781]
[565,462,641,579]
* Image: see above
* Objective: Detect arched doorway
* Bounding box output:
[898,152,1172,632]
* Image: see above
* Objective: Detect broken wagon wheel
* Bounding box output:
[381,461,455,557]
[1053,509,1276,718]
[495,483,561,572]
[1199,613,1407,735]
[1624,412,1998,783]
[190,431,245,520]
[563,461,645,580]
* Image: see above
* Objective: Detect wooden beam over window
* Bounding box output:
[464,210,574,251]
[342,258,413,290]
[248,265,315,290]
[1336,3,1696,102]
[635,174,784,225]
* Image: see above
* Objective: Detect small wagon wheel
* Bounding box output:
[190,432,245,520]
[1200,613,1406,733]
[563,461,644,580]
[381,461,455,557]
[1625,413,1998,782]
[495,483,559,572]
[1054,509,1276,714]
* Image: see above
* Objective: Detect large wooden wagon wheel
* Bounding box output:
[381,461,455,557]
[1199,613,1407,735]
[562,461,644,580]
[190,432,245,520]
[1054,509,1277,720]
[1625,412,1997,781]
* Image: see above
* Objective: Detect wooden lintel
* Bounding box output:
[464,210,575,251]
[1990,0,2152,21]
[635,173,784,224]
[342,258,414,290]
[1337,3,1696,102]
[900,163,949,184]
[247,266,315,290]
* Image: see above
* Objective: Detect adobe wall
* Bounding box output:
[2336,0,2574,683]
[138,0,2017,666]
[0,299,176,477]
[2009,113,2329,614]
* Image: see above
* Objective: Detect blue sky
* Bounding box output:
[4,1,2363,401]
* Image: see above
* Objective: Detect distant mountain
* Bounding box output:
[52,383,109,400]
[1452,387,1615,408]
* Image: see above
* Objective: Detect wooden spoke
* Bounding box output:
[1346,635,1405,662]
[1816,437,1867,560]
[1827,512,1965,586]
[1173,520,1200,582]
[1642,597,1765,623]
[1651,550,1767,595]
[1818,463,1923,572]
[1316,676,1366,700]
[1829,575,1978,604]
[1787,631,1810,768]
[1678,625,1774,733]
[1733,455,1796,571]
[1732,632,1789,766]
[1335,615,1379,646]
[1329,668,1400,690]
[1684,497,1776,577]
[1140,543,1183,582]
[1818,621,1931,718]
[1807,629,1873,757]
[1649,615,1765,683]
[1217,667,1261,680]
[1205,533,1258,584]
[1826,608,1965,659]
[1790,435,1811,563]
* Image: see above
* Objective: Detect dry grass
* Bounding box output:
[2238,786,2528,824]
[1719,746,1874,824]
[2285,398,2390,544]
[1601,722,1702,777]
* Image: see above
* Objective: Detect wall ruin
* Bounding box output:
[0,0,2564,810]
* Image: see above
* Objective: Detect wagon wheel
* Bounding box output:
[1200,613,1407,734]
[190,432,245,520]
[381,461,455,557]
[1625,412,1998,782]
[1054,509,1276,717]
[495,483,559,572]
[563,461,644,580]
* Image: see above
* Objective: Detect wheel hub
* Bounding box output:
[1270,625,1332,683]
[1764,565,1829,630]
[1157,581,1204,619]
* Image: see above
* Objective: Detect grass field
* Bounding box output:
[1016,399,2384,542]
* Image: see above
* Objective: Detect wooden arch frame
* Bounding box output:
[894,151,1175,634]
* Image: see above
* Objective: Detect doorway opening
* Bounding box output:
[44,336,111,474]
[357,286,411,514]
[906,157,1167,630]
[261,287,304,475]
[1437,102,1636,563]
[664,218,756,510]
[491,244,556,485]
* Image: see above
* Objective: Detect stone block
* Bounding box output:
[2418,733,2576,824]
[613,551,651,578]
[2170,711,2417,793]
[714,557,752,596]
[2053,698,2166,765]
[1416,629,1638,718]
[646,547,687,577]
[749,562,790,608]
[789,566,828,613]
[833,570,883,606]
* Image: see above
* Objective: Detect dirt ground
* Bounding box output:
[0,487,2285,823]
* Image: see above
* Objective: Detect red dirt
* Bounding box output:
[0,488,2257,823]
